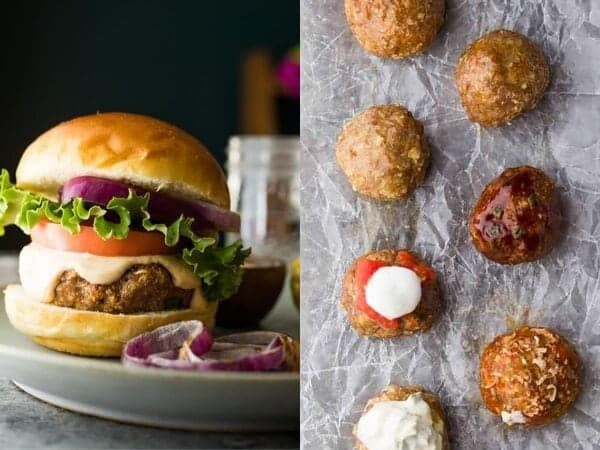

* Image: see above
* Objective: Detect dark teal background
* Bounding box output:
[0,0,299,250]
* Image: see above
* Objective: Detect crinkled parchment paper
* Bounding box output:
[300,1,600,448]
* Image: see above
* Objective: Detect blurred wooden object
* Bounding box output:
[240,49,278,135]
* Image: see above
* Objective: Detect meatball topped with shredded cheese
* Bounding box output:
[480,326,581,427]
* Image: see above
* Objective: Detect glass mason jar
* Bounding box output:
[225,136,300,263]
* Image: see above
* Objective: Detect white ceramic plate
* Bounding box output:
[0,293,299,431]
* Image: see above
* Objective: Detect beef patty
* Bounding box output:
[51,264,194,314]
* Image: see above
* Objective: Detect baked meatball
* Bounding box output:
[469,166,559,265]
[456,29,550,126]
[345,0,445,58]
[480,326,581,427]
[354,385,449,450]
[341,249,441,338]
[336,105,430,201]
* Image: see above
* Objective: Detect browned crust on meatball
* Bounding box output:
[469,166,559,265]
[51,264,193,314]
[455,29,550,126]
[480,326,582,427]
[354,385,450,450]
[336,105,430,201]
[345,0,445,59]
[340,249,442,338]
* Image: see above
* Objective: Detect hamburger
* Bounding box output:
[1,112,250,356]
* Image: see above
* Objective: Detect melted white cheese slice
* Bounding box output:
[365,266,422,320]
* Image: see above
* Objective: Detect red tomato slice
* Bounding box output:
[354,258,400,330]
[395,250,437,285]
[356,292,401,330]
[355,258,388,286]
[31,221,177,257]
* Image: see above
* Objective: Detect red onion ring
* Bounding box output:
[122,321,213,369]
[212,331,299,371]
[61,176,240,232]
[122,321,296,372]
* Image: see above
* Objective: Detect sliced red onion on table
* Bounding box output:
[122,321,297,372]
[122,321,213,368]
[61,176,240,232]
[211,331,300,372]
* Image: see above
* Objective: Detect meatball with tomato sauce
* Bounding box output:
[469,166,560,265]
[340,249,441,338]
[480,326,581,427]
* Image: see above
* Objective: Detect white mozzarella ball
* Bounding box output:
[365,266,422,320]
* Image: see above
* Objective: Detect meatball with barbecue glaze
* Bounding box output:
[469,166,560,265]
[354,385,449,450]
[456,30,550,126]
[345,0,445,59]
[336,105,430,201]
[480,326,581,427]
[340,249,441,338]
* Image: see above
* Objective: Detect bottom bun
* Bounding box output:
[4,284,217,357]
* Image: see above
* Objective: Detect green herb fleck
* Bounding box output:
[488,224,502,238]
[512,227,525,239]
[492,206,504,219]
[528,193,538,208]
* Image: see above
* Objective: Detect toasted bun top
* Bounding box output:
[16,112,230,208]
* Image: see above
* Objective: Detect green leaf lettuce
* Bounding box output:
[0,169,250,301]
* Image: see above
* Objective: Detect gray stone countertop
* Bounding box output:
[0,379,298,449]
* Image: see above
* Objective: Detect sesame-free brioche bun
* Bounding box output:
[4,284,217,357]
[16,112,230,208]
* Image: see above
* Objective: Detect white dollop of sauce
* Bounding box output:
[19,243,205,308]
[365,266,422,320]
[356,394,443,450]
[501,410,527,425]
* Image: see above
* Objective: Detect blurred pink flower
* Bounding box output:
[276,49,300,99]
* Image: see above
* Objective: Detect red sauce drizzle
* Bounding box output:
[473,171,549,254]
